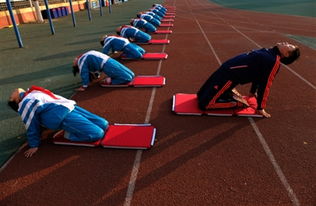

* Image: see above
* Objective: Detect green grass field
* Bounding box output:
[0,0,162,167]
[210,0,316,17]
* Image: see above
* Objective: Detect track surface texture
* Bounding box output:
[1,0,316,205]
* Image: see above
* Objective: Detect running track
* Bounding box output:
[0,0,315,205]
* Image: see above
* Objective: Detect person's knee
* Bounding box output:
[90,129,104,141]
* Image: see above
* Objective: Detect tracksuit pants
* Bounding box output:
[102,58,135,84]
[123,43,146,59]
[62,106,108,142]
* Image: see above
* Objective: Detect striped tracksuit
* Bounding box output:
[77,50,134,86]
[18,89,108,147]
[197,47,281,110]
[139,14,161,27]
[102,35,145,59]
[131,18,157,33]
[119,25,151,43]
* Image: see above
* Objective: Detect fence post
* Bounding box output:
[43,0,55,34]
[108,0,112,14]
[98,0,103,16]
[69,0,77,27]
[5,0,23,48]
[86,0,92,21]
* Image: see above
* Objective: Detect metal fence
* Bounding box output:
[0,0,69,11]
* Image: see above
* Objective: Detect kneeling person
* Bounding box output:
[197,42,300,118]
[116,25,151,43]
[8,86,109,157]
[100,35,145,59]
[73,50,135,90]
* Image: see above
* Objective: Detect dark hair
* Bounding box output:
[136,13,141,18]
[116,30,120,35]
[280,47,300,65]
[73,65,79,76]
[8,100,19,112]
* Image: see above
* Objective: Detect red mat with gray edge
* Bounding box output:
[154,30,172,34]
[172,93,263,117]
[53,124,156,149]
[100,75,165,87]
[136,39,170,45]
[121,53,168,60]
[159,23,174,27]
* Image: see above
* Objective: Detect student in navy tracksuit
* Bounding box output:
[72,50,135,91]
[100,35,145,59]
[116,25,151,43]
[8,86,108,157]
[138,11,162,21]
[197,42,300,118]
[137,13,161,27]
[150,8,165,18]
[152,4,167,13]
[130,18,157,33]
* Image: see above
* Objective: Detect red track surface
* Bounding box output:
[1,0,315,205]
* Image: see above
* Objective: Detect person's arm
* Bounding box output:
[249,81,258,97]
[78,62,90,91]
[24,114,41,157]
[102,40,111,55]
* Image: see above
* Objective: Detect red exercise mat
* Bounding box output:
[100,75,165,88]
[154,30,172,34]
[101,124,156,149]
[142,52,168,60]
[172,93,263,117]
[164,16,175,19]
[137,39,170,45]
[161,19,175,22]
[159,23,174,27]
[172,93,234,116]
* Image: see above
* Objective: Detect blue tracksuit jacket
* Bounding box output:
[120,26,151,43]
[131,18,157,32]
[18,91,76,147]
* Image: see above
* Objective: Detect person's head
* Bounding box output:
[72,57,80,76]
[276,42,300,65]
[116,26,123,35]
[136,12,142,18]
[100,35,108,46]
[8,88,25,112]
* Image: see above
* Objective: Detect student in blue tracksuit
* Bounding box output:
[8,86,109,157]
[150,8,165,18]
[130,18,157,33]
[100,35,145,59]
[137,13,161,27]
[138,11,162,21]
[72,50,135,91]
[152,4,167,13]
[197,42,300,118]
[116,25,151,43]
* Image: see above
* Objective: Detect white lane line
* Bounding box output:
[189,1,301,205]
[248,118,301,206]
[0,142,27,173]
[123,10,174,205]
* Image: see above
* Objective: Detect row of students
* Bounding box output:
[7,3,170,158]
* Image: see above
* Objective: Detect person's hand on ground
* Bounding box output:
[24,147,38,158]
